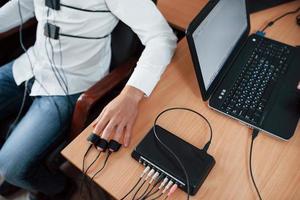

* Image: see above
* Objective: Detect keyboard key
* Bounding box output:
[261,80,276,102]
[220,38,290,125]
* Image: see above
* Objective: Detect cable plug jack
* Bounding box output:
[145,169,155,181]
[166,184,178,199]
[141,166,151,178]
[162,180,173,194]
[149,172,160,184]
[158,177,169,190]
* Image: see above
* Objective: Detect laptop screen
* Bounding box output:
[192,0,248,90]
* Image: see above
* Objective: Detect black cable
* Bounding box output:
[154,107,213,151]
[132,180,146,200]
[249,129,262,200]
[45,8,67,94]
[85,151,102,174]
[79,146,91,199]
[85,151,103,200]
[143,185,157,199]
[261,6,300,32]
[60,3,111,13]
[59,32,110,40]
[142,186,157,200]
[153,107,214,200]
[136,183,150,200]
[45,35,68,95]
[46,36,69,95]
[81,151,112,200]
[46,31,74,115]
[143,189,159,200]
[82,145,93,174]
[142,175,164,200]
[17,0,63,129]
[90,151,112,181]
[150,193,163,200]
[45,8,74,110]
[121,177,143,200]
[58,37,70,96]
[79,148,101,199]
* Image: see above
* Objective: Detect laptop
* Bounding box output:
[186,0,300,140]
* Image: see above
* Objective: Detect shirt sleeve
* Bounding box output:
[0,0,35,33]
[105,0,177,96]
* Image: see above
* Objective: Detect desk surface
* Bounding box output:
[157,0,208,31]
[62,1,300,199]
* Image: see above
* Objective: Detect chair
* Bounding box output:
[0,8,142,179]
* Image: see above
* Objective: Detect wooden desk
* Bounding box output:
[157,0,208,31]
[62,1,300,199]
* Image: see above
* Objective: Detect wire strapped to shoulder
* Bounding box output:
[44,0,111,40]
[44,22,110,40]
[46,0,111,12]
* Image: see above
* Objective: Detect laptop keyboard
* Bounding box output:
[220,37,291,125]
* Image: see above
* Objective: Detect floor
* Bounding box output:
[0,162,111,200]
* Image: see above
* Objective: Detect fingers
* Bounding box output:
[94,119,115,151]
[108,123,125,152]
[92,93,139,151]
[113,123,125,143]
[93,117,134,150]
[93,107,107,128]
[101,119,116,141]
[297,82,300,90]
[123,123,133,147]
[93,111,110,135]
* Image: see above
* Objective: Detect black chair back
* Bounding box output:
[110,22,141,71]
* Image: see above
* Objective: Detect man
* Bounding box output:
[0,0,177,199]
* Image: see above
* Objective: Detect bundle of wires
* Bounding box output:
[14,0,64,135]
[79,146,112,200]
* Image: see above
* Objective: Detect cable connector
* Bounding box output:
[203,141,211,152]
[167,184,178,197]
[149,172,160,184]
[256,31,265,37]
[162,180,173,194]
[252,129,259,140]
[155,174,165,184]
[145,169,155,180]
[140,166,151,178]
[158,177,169,190]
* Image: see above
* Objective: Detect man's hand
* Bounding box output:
[298,82,300,90]
[93,85,144,149]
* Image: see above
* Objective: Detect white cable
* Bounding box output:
[140,166,151,178]
[158,177,169,190]
[149,172,160,184]
[145,169,155,180]
[162,180,174,194]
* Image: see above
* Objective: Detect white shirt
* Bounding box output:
[0,0,177,96]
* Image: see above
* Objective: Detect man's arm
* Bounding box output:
[0,0,35,33]
[93,0,177,148]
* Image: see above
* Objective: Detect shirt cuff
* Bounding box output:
[126,64,163,97]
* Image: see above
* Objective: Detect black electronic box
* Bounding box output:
[132,125,215,195]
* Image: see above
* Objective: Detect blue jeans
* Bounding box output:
[0,62,81,195]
